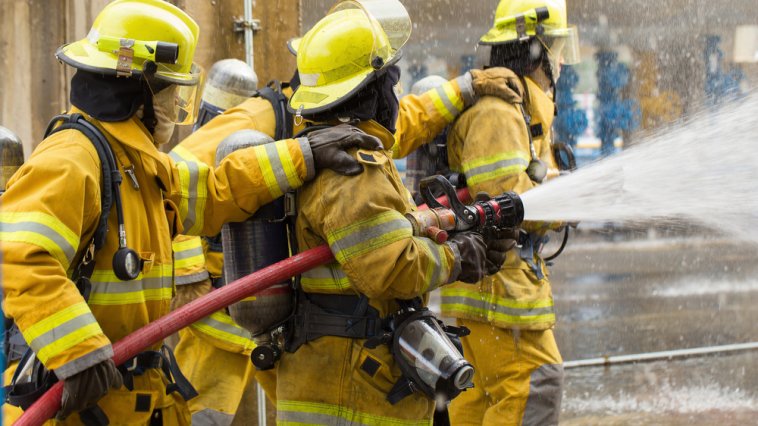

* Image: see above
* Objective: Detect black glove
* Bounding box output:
[482,228,520,275]
[306,124,383,176]
[447,232,488,284]
[58,359,123,420]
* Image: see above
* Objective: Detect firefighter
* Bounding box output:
[274,2,517,424]
[168,7,549,426]
[439,1,581,425]
[0,0,384,423]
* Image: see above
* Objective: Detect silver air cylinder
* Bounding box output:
[194,59,259,131]
[217,130,292,336]
[0,126,24,193]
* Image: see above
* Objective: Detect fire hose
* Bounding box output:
[15,178,523,425]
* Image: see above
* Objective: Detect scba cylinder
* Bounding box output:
[194,59,259,130]
[216,130,292,337]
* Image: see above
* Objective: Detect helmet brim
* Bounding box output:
[56,41,201,86]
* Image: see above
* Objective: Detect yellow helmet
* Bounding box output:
[480,0,580,65]
[56,0,201,86]
[289,0,411,114]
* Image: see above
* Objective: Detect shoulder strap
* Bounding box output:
[256,80,294,140]
[44,114,120,250]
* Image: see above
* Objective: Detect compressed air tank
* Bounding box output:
[0,126,24,193]
[216,130,292,336]
[194,59,259,131]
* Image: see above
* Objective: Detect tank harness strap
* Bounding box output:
[256,81,294,140]
[285,292,387,353]
[117,345,198,401]
[518,231,547,280]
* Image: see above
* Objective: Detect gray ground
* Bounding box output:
[550,228,758,425]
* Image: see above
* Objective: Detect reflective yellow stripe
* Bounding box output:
[277,400,431,426]
[21,302,103,364]
[300,265,352,292]
[170,146,209,235]
[440,287,555,324]
[441,81,465,114]
[275,139,304,192]
[417,237,450,292]
[327,210,412,264]
[462,150,530,187]
[0,211,80,269]
[190,311,254,349]
[427,88,455,123]
[253,144,283,199]
[88,264,174,305]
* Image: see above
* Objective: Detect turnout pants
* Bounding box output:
[448,319,564,426]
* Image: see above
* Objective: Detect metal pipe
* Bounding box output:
[257,383,267,426]
[243,0,254,70]
[564,341,758,369]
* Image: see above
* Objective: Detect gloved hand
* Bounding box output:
[306,124,383,176]
[446,232,488,284]
[58,359,123,420]
[482,228,520,275]
[469,67,523,105]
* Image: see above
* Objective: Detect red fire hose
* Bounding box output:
[15,188,471,425]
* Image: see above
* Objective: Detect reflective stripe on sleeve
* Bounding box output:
[189,311,255,350]
[440,287,555,325]
[416,237,451,292]
[462,150,530,187]
[87,264,174,305]
[326,210,413,264]
[170,146,210,235]
[277,400,431,426]
[21,301,103,365]
[300,264,352,292]
[427,80,465,123]
[0,211,80,269]
[253,140,304,200]
[172,237,205,270]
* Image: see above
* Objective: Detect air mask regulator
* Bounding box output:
[365,300,474,404]
[405,175,524,243]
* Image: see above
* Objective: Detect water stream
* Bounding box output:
[521,92,758,244]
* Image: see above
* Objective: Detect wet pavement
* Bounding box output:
[550,231,758,424]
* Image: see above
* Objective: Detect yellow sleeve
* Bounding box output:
[172,235,209,285]
[167,136,314,236]
[449,98,551,233]
[0,132,112,379]
[299,150,458,299]
[392,75,475,159]
[176,96,277,166]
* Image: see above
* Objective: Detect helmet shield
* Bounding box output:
[541,25,580,65]
[329,0,411,56]
[146,63,204,126]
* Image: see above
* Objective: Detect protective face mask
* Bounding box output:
[151,85,178,146]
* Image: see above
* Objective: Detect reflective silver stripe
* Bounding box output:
[465,157,529,180]
[439,295,555,317]
[329,217,411,260]
[298,137,316,181]
[456,73,476,107]
[195,314,252,341]
[523,364,564,426]
[1,221,76,264]
[418,237,446,291]
[27,311,99,355]
[445,241,462,283]
[192,409,234,426]
[90,276,169,293]
[263,142,295,194]
[276,409,371,426]
[53,345,114,380]
[175,270,210,285]
[435,85,462,118]
[174,244,204,260]
[301,265,347,280]
[170,151,201,232]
